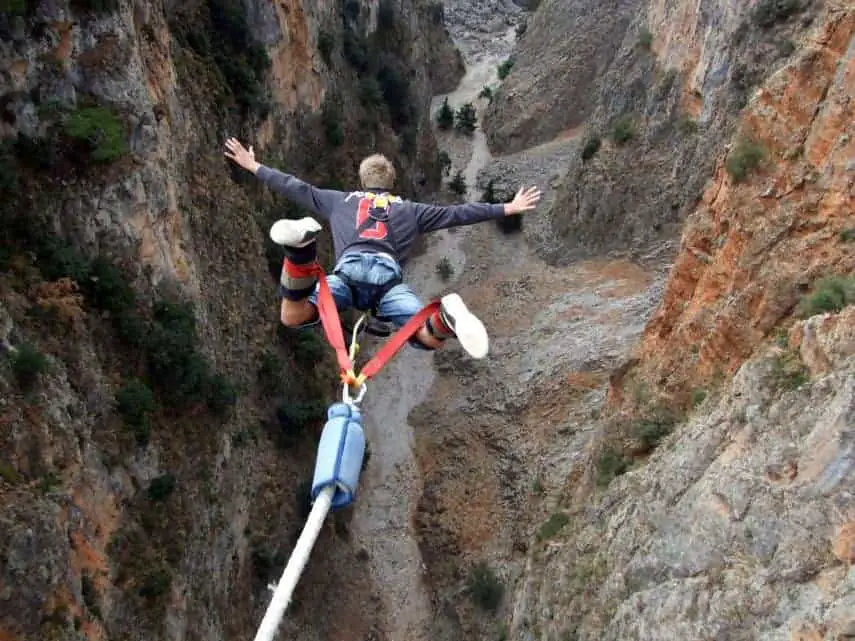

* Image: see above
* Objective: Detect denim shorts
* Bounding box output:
[304,251,430,349]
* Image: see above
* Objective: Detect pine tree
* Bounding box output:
[454,102,477,135]
[448,170,467,196]
[480,179,498,204]
[436,97,454,130]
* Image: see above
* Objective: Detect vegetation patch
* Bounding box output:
[753,0,803,28]
[436,257,454,281]
[536,512,570,541]
[498,57,515,80]
[468,561,504,612]
[596,446,629,487]
[8,342,48,389]
[116,379,157,445]
[448,170,467,196]
[581,135,601,161]
[610,115,636,145]
[170,0,271,119]
[725,138,765,183]
[796,275,855,318]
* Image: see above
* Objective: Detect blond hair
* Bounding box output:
[359,154,396,190]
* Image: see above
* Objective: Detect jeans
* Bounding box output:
[305,251,430,349]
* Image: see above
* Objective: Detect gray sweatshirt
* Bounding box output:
[256,165,506,265]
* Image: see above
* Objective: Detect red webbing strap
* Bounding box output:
[357,300,441,382]
[314,271,354,375]
[283,258,442,385]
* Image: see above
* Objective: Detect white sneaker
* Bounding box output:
[440,293,489,359]
[269,217,322,247]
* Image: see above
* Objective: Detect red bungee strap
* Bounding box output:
[358,300,441,382]
[285,259,441,386]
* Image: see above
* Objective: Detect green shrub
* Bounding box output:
[116,379,156,444]
[771,350,809,391]
[9,342,48,389]
[376,62,413,130]
[690,388,707,408]
[146,300,207,405]
[596,447,629,487]
[377,0,395,30]
[437,150,452,176]
[85,257,135,314]
[479,86,493,101]
[145,300,236,412]
[448,170,467,196]
[36,236,91,284]
[292,330,326,365]
[317,30,335,65]
[276,400,326,435]
[454,102,477,135]
[638,27,653,49]
[69,0,120,13]
[581,135,601,161]
[536,512,570,541]
[63,106,129,163]
[725,139,765,182]
[496,213,523,234]
[436,97,454,130]
[468,561,504,611]
[480,179,499,204]
[436,257,454,281]
[797,275,855,318]
[138,565,172,599]
[147,474,176,501]
[257,351,286,396]
[321,97,344,147]
[0,0,33,16]
[358,77,383,106]
[426,2,444,24]
[203,373,238,414]
[610,115,636,145]
[497,57,514,80]
[633,415,674,454]
[753,0,802,28]
[677,115,698,135]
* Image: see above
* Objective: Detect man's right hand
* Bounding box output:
[504,185,542,215]
[224,137,261,174]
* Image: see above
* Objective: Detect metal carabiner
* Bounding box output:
[342,380,368,406]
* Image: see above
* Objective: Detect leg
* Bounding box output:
[377,285,490,358]
[273,217,354,327]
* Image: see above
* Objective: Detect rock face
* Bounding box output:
[610,0,855,410]
[408,1,855,641]
[0,2,461,641]
[514,308,855,641]
[485,0,826,264]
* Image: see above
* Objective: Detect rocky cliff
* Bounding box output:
[485,0,827,264]
[0,1,461,641]
[405,1,855,641]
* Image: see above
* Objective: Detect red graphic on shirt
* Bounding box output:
[356,196,389,240]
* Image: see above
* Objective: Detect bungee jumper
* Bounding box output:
[223,137,541,641]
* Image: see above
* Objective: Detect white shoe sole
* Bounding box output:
[269,217,322,247]
[441,293,489,359]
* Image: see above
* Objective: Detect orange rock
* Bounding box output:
[832,522,855,564]
[609,2,855,409]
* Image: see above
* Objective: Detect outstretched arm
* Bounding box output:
[224,138,341,220]
[414,186,543,233]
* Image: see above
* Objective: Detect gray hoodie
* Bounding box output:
[256,165,506,265]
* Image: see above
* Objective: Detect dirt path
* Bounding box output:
[346,26,519,641]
